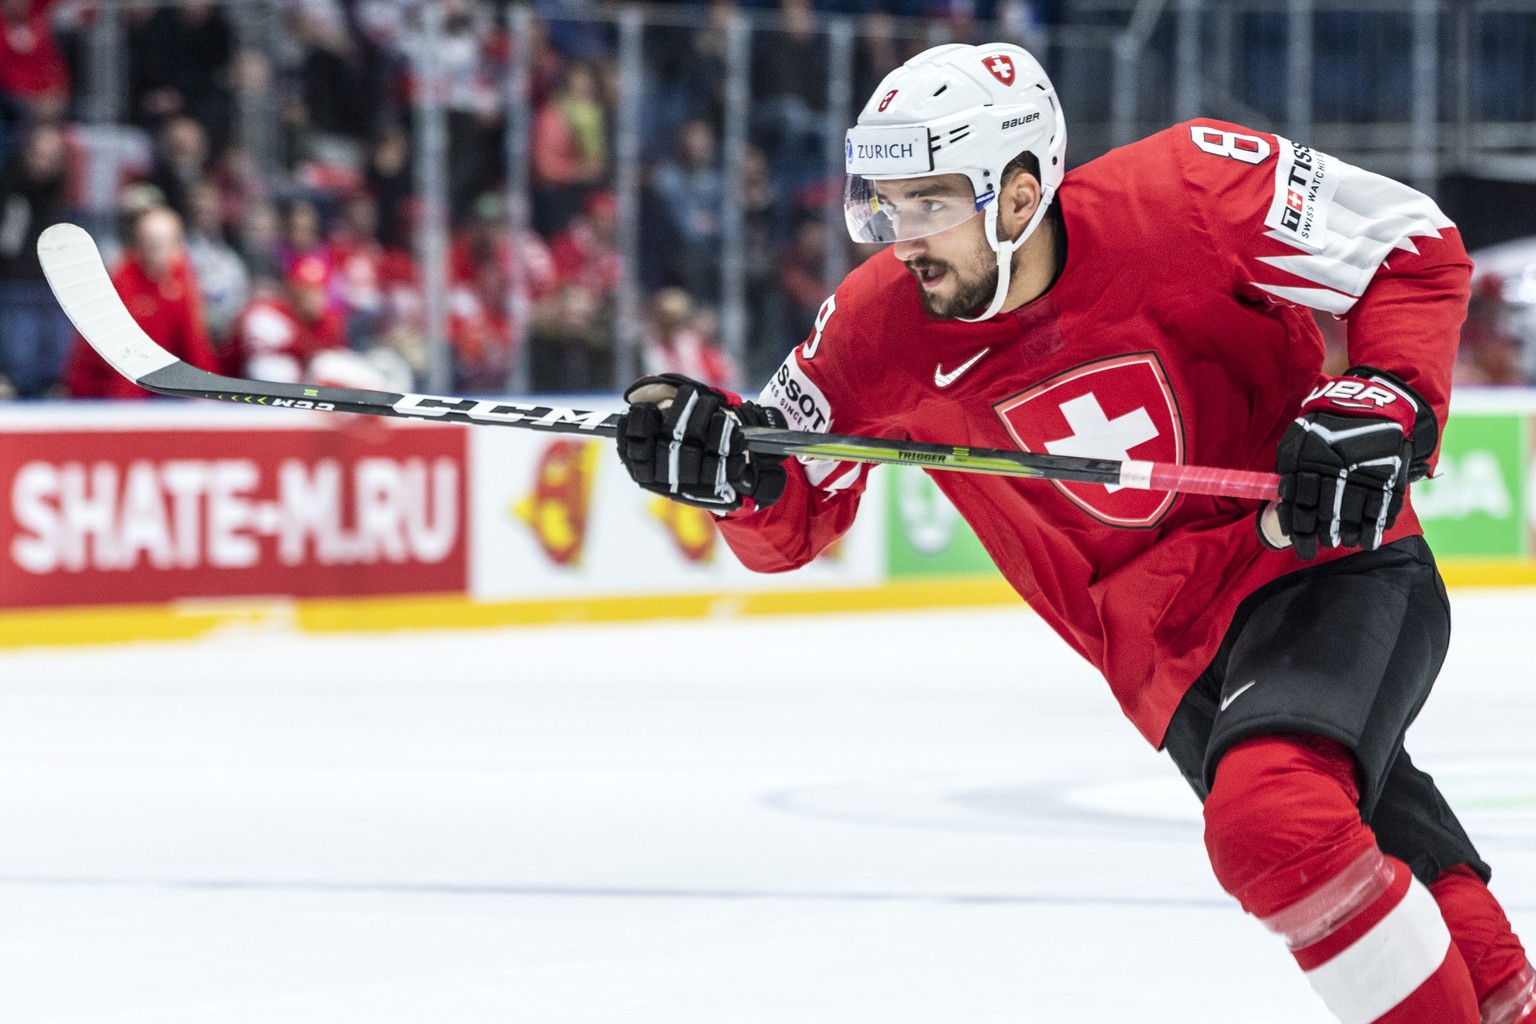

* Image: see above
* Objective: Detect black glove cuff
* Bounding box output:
[1343,364,1438,478]
[736,401,787,431]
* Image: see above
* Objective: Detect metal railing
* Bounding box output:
[56,0,1536,396]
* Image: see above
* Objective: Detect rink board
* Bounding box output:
[0,393,1534,647]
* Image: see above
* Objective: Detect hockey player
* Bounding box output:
[614,42,1536,1024]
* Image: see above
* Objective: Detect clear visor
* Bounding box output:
[843,172,993,245]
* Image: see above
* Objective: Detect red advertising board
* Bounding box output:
[0,420,468,608]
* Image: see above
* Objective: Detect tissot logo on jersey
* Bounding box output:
[993,353,1185,528]
[763,358,831,433]
[1265,138,1339,249]
[1280,145,1318,231]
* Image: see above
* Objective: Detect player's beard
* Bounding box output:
[908,245,1018,319]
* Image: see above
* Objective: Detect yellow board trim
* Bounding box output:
[0,578,1021,650]
[1,560,1531,651]
[1437,560,1536,588]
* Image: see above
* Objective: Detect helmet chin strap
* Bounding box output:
[958,192,1053,323]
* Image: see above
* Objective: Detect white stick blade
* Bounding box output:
[37,222,179,383]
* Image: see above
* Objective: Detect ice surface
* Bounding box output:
[2,593,1535,1023]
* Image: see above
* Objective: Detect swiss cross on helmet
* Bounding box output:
[843,42,1067,321]
[983,54,1015,85]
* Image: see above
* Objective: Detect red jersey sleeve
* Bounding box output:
[716,294,873,573]
[1175,120,1470,449]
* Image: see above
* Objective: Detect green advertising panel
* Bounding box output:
[885,468,999,578]
[886,410,1533,575]
[1414,413,1526,558]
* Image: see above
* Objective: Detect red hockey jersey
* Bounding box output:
[718,121,1471,747]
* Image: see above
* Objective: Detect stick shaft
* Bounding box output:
[37,221,1280,501]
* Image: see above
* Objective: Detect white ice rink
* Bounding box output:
[4,594,1536,1024]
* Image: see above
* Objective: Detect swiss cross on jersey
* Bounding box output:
[993,353,1185,527]
[983,55,1015,85]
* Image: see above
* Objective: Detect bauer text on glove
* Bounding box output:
[1262,366,1437,560]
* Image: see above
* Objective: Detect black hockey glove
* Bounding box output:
[616,373,789,513]
[1263,366,1437,561]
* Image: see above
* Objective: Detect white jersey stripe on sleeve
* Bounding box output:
[1257,251,1376,299]
[1254,282,1358,315]
[1250,138,1453,316]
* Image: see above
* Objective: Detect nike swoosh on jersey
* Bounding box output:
[1219,679,1258,712]
[934,347,991,388]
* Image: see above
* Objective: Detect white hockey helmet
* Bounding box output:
[844,42,1067,321]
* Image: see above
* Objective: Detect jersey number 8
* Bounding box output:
[1189,126,1272,165]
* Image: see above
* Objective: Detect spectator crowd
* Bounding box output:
[0,0,1532,401]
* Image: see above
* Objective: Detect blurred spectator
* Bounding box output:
[326,190,388,350]
[240,199,285,282]
[641,287,736,388]
[401,0,502,210]
[739,144,785,380]
[450,192,556,301]
[779,213,830,353]
[226,47,287,169]
[183,179,250,359]
[1478,13,1536,121]
[365,124,413,249]
[0,0,70,124]
[100,180,169,270]
[641,0,733,161]
[528,283,607,392]
[125,2,233,142]
[652,118,724,301]
[276,196,330,279]
[549,189,618,303]
[376,243,426,380]
[146,115,210,222]
[750,0,828,184]
[65,205,219,398]
[531,59,607,236]
[539,0,613,63]
[0,119,75,398]
[206,143,272,245]
[290,1,376,142]
[231,254,346,384]
[448,260,515,393]
[1458,275,1528,387]
[852,11,910,111]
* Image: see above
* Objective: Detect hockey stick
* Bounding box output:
[38,222,1279,501]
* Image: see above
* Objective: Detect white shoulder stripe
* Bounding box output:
[1258,251,1375,299]
[1252,140,1452,315]
[1254,282,1357,314]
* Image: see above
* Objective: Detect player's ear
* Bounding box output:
[1000,169,1041,239]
